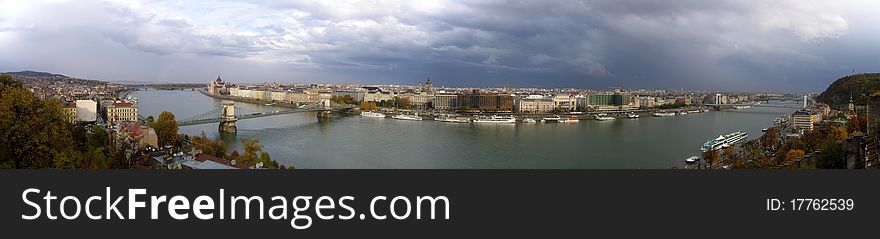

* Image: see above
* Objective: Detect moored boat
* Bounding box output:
[701,131,748,152]
[522,118,537,123]
[360,111,386,118]
[392,114,422,121]
[685,156,700,164]
[652,112,675,117]
[436,116,471,123]
[541,116,565,123]
[594,115,615,121]
[626,112,640,118]
[473,115,516,123]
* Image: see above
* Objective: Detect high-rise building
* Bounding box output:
[792,110,819,131]
[433,94,457,111]
[456,93,514,113]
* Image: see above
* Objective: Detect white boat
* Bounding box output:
[360,111,386,118]
[473,115,516,123]
[626,113,640,118]
[522,118,537,123]
[652,112,675,117]
[678,111,688,115]
[733,105,751,109]
[685,156,700,164]
[701,131,748,152]
[594,115,615,121]
[392,114,422,121]
[436,116,470,123]
[541,116,566,123]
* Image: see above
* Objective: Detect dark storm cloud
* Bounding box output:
[1,0,878,92]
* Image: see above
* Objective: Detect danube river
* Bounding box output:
[132,89,798,169]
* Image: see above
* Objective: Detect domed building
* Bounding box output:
[208,75,229,95]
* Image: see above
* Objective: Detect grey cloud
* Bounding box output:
[1,0,877,92]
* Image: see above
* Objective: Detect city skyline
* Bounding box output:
[2,0,879,92]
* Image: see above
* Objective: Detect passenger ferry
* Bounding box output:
[652,112,676,117]
[392,114,422,121]
[701,131,748,152]
[594,115,615,121]
[436,116,471,123]
[541,116,566,123]
[522,118,537,123]
[472,115,516,124]
[360,111,386,118]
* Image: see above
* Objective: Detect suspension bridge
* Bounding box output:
[175,99,354,133]
[707,95,813,110]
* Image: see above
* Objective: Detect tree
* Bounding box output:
[239,138,283,169]
[828,126,849,142]
[702,149,721,169]
[241,138,264,166]
[760,127,779,149]
[847,114,867,134]
[149,111,180,147]
[191,132,227,158]
[89,125,109,148]
[0,81,80,168]
[360,101,378,111]
[0,74,21,88]
[816,142,845,169]
[784,149,806,165]
[722,146,737,166]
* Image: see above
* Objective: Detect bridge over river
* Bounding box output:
[157,99,354,133]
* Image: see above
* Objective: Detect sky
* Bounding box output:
[1,0,879,92]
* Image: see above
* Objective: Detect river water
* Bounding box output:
[132,89,798,169]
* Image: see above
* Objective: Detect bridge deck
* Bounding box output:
[177,105,353,126]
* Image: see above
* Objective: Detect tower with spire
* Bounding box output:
[425,75,433,94]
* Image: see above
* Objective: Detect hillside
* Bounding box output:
[817,73,880,108]
[5,70,67,78]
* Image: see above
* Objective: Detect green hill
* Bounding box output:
[817,73,880,108]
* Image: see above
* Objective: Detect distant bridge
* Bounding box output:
[705,103,805,110]
[175,99,354,132]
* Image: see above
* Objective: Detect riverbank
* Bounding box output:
[198,88,303,108]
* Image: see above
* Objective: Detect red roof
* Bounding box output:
[112,102,133,107]
[118,124,144,138]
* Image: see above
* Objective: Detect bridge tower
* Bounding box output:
[219,100,237,133]
[317,98,333,119]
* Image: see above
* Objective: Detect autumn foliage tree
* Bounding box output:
[360,101,378,111]
[191,132,227,158]
[0,73,110,168]
[240,138,282,169]
[784,149,806,165]
[149,111,180,147]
